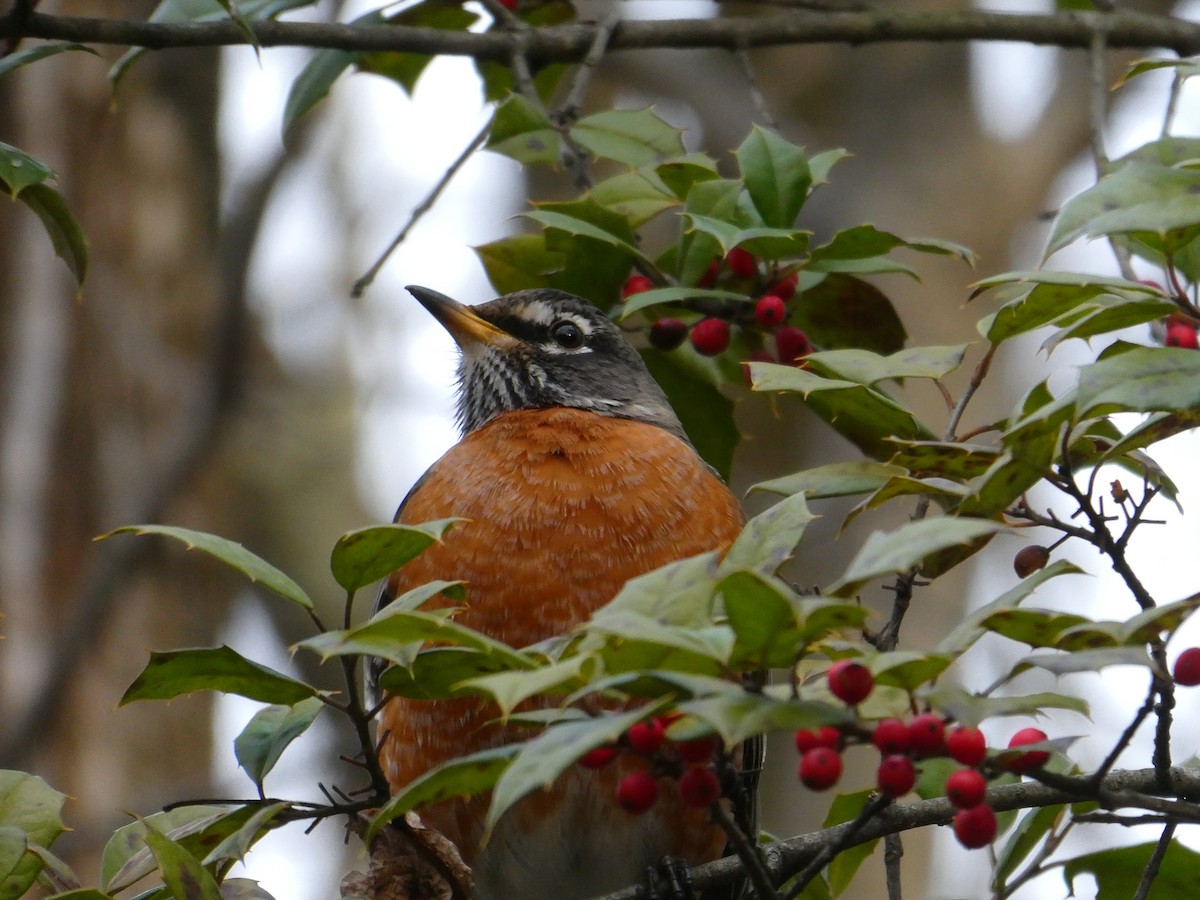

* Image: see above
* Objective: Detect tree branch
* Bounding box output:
[592,767,1200,900]
[4,9,1200,59]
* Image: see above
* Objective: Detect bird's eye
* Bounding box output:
[550,320,585,349]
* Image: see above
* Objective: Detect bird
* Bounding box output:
[374,285,747,900]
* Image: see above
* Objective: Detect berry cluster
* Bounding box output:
[792,660,1055,850]
[622,249,812,370]
[578,716,724,815]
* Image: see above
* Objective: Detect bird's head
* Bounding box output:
[408,285,686,441]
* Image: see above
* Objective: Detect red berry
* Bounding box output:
[1166,322,1199,349]
[627,718,666,755]
[1013,545,1050,578]
[872,718,910,755]
[697,260,720,288]
[648,318,688,351]
[690,317,731,356]
[953,803,997,849]
[945,768,988,809]
[754,295,787,329]
[496,0,518,8]
[771,273,799,300]
[675,736,720,764]
[726,247,756,278]
[621,274,655,300]
[907,713,946,757]
[579,745,617,769]
[1174,647,1200,686]
[774,325,811,365]
[616,770,658,814]
[678,766,721,808]
[794,726,842,754]
[1005,727,1049,772]
[876,754,916,798]
[946,726,987,767]
[741,349,774,386]
[827,659,874,706]
[798,747,843,791]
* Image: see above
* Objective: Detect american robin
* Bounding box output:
[375,285,746,900]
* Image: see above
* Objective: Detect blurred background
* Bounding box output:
[2,0,1199,897]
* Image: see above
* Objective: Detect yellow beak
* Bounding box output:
[407,285,513,349]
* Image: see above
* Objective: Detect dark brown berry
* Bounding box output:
[649,318,688,351]
[1013,545,1050,578]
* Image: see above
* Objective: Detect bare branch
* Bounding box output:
[4,9,1200,59]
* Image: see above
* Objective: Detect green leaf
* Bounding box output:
[869,651,952,692]
[474,233,562,295]
[379,645,533,700]
[639,349,739,481]
[976,607,1093,649]
[752,461,908,499]
[17,183,89,285]
[369,744,520,843]
[721,571,804,669]
[655,153,721,199]
[993,804,1068,895]
[301,606,532,672]
[1123,592,1200,643]
[99,524,312,610]
[886,439,1000,481]
[749,363,934,461]
[120,646,319,705]
[922,685,1090,726]
[973,271,1163,343]
[1048,161,1200,257]
[523,208,648,263]
[569,108,684,167]
[682,214,807,259]
[734,125,812,228]
[802,344,969,386]
[0,141,54,197]
[1009,646,1155,680]
[102,806,230,892]
[679,693,848,747]
[461,656,593,718]
[199,802,289,868]
[588,612,733,667]
[618,286,744,321]
[282,49,358,138]
[234,698,324,788]
[357,2,478,95]
[720,492,815,576]
[0,772,67,898]
[828,518,1006,596]
[792,274,907,354]
[1062,840,1200,899]
[329,520,459,593]
[0,43,99,79]
[588,171,679,227]
[486,94,562,166]
[485,704,673,837]
[676,178,745,286]
[141,819,223,900]
[1077,346,1200,416]
[594,552,721,628]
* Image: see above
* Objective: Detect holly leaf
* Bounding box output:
[486,94,562,166]
[735,125,812,228]
[569,108,684,167]
[120,646,319,706]
[234,698,324,788]
[99,524,312,610]
[0,772,67,898]
[330,520,460,593]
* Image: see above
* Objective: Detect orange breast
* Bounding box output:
[376,407,743,863]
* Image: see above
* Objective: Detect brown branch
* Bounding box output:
[4,9,1200,59]
[591,767,1200,900]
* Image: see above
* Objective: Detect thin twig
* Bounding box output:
[558,12,621,123]
[709,799,782,900]
[734,44,778,130]
[782,794,892,900]
[883,833,903,900]
[351,119,490,299]
[1132,821,1176,900]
